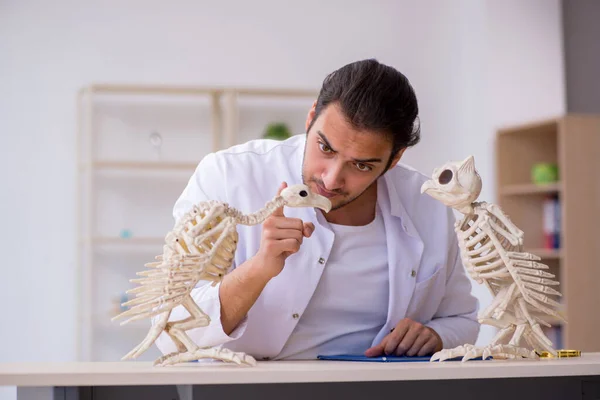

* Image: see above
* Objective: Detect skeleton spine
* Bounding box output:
[227,197,286,225]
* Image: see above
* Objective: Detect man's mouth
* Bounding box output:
[315,184,340,199]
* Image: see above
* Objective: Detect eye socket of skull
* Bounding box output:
[438,169,453,185]
[299,190,308,197]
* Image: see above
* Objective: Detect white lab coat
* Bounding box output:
[154,134,479,359]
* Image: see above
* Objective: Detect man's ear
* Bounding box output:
[388,148,406,169]
[305,100,317,132]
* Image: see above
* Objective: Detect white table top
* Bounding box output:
[1,353,600,387]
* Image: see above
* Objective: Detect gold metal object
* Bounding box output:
[557,349,581,358]
[537,349,581,358]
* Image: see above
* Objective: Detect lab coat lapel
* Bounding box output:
[372,173,424,345]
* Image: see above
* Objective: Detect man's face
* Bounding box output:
[302,103,402,212]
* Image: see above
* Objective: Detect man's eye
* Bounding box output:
[319,142,333,153]
[356,163,372,172]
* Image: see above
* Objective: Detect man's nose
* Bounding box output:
[323,163,344,190]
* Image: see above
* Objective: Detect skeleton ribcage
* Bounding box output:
[457,204,563,320]
[174,202,238,277]
[116,201,238,324]
[458,209,520,297]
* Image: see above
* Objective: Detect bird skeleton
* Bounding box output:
[112,184,332,366]
[421,156,566,362]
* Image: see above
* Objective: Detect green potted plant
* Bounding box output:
[263,122,292,140]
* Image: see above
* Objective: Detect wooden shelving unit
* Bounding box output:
[495,114,600,352]
[500,182,562,196]
[92,161,199,170]
[92,237,166,245]
[76,84,318,362]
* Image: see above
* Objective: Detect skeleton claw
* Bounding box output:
[431,344,537,362]
[430,345,481,362]
[154,348,257,367]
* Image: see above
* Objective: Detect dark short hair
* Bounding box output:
[308,59,420,167]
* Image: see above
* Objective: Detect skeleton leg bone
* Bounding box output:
[154,295,256,367]
[490,323,516,344]
[517,298,557,355]
[478,320,539,361]
[165,315,194,354]
[431,307,537,362]
[477,313,536,361]
[122,311,171,360]
[508,323,526,346]
[478,288,506,320]
[153,319,192,364]
[493,283,518,320]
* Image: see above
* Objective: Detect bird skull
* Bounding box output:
[420,155,482,214]
[280,184,332,213]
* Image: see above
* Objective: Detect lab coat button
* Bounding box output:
[411,270,416,277]
[292,313,300,319]
[318,257,325,265]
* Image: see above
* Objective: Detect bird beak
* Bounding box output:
[311,194,332,213]
[463,155,475,166]
[421,180,436,194]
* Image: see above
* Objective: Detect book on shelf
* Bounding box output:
[542,195,560,250]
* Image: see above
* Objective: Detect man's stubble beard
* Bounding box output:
[301,150,377,212]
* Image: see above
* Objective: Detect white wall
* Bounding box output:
[0,0,564,396]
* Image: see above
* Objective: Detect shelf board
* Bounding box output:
[500,182,562,195]
[93,237,165,245]
[86,83,318,98]
[496,118,559,136]
[90,161,198,171]
[89,83,219,96]
[235,87,318,98]
[525,248,563,259]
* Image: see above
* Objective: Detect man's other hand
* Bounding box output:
[364,318,443,357]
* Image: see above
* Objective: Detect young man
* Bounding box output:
[154,59,479,360]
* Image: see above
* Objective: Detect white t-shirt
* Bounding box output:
[276,204,389,359]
